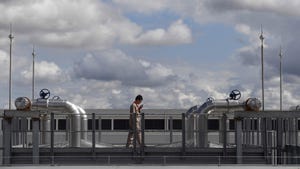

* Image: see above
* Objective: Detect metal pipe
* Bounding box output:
[63,102,81,147]
[77,106,87,140]
[185,98,261,147]
[186,98,261,117]
[32,99,82,147]
[40,114,50,145]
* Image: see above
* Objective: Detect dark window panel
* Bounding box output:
[114,119,129,130]
[168,119,182,130]
[208,119,219,130]
[229,119,235,130]
[272,119,277,130]
[58,119,67,130]
[145,119,164,130]
[101,119,111,130]
[87,119,99,130]
[253,119,258,130]
[19,119,22,130]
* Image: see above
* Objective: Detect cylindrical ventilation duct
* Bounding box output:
[185,98,261,147]
[77,106,88,140]
[31,99,82,147]
[40,114,50,145]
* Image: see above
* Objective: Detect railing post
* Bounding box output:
[169,116,173,144]
[65,116,69,141]
[198,114,208,147]
[266,118,272,164]
[235,117,243,164]
[98,116,102,143]
[181,113,186,156]
[12,117,19,146]
[295,118,299,164]
[245,118,251,145]
[50,113,54,165]
[222,113,227,156]
[32,117,40,164]
[3,115,12,165]
[107,156,111,165]
[133,113,137,153]
[291,118,297,164]
[141,113,145,155]
[92,113,96,155]
[261,117,268,163]
[276,118,283,164]
[21,117,27,148]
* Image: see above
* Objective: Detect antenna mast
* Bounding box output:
[259,25,265,111]
[32,45,36,100]
[279,47,283,111]
[8,24,14,110]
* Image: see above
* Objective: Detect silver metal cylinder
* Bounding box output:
[65,101,81,147]
[40,114,50,145]
[77,106,88,140]
[31,99,83,147]
[185,98,261,147]
[186,116,196,147]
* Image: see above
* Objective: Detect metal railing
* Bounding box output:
[2,155,300,166]
[2,111,300,165]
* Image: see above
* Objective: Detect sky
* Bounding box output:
[0,0,300,110]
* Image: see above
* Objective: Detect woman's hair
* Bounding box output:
[135,95,143,101]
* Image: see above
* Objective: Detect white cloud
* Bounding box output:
[132,20,192,45]
[0,50,9,80]
[1,0,300,110]
[112,0,199,17]
[112,0,170,14]
[73,50,177,87]
[21,61,68,83]
[207,0,300,17]
[0,0,192,50]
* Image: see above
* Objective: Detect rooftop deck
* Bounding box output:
[1,110,300,166]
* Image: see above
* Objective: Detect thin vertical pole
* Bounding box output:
[32,46,36,100]
[279,47,283,111]
[260,25,265,111]
[98,116,102,142]
[277,118,283,164]
[32,118,40,164]
[92,113,96,161]
[92,113,96,152]
[181,113,186,155]
[169,116,173,144]
[222,114,227,156]
[141,113,145,157]
[236,118,243,164]
[8,24,14,110]
[3,116,12,165]
[50,113,54,164]
[133,113,137,151]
